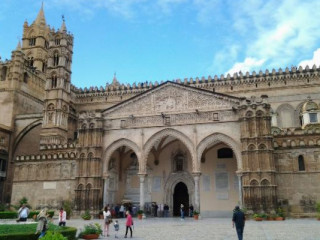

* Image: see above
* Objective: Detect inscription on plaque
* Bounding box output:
[215,172,229,191]
[152,177,161,192]
[202,175,211,192]
[217,192,229,200]
[43,182,56,190]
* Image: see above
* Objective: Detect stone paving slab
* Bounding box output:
[2,217,320,240]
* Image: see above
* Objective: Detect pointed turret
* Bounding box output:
[34,2,46,26]
[112,72,120,86]
[16,41,22,51]
[60,15,67,33]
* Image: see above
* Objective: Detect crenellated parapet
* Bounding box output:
[272,126,320,149]
[72,65,320,103]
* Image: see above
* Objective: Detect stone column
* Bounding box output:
[139,174,147,210]
[237,172,243,208]
[103,177,108,207]
[192,172,201,211]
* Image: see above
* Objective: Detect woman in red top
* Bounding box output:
[124,211,133,238]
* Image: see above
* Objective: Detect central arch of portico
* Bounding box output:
[143,128,196,172]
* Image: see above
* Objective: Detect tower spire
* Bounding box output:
[34,2,46,26]
[60,14,67,32]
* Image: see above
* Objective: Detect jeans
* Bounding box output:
[236,226,244,240]
[38,231,46,239]
[180,210,184,219]
[125,226,132,237]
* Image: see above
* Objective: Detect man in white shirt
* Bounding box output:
[17,204,30,222]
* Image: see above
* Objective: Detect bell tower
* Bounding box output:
[21,3,50,73]
[40,16,74,145]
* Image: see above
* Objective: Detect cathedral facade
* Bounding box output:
[1,6,320,217]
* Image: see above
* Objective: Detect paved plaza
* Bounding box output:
[2,217,320,240]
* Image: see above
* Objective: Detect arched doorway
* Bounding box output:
[173,182,189,216]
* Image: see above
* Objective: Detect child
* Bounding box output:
[114,220,119,238]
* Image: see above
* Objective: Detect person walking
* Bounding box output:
[35,209,48,239]
[17,204,30,222]
[180,204,184,220]
[103,206,112,237]
[58,207,67,226]
[164,204,169,217]
[124,211,133,238]
[119,204,125,218]
[189,204,194,217]
[232,206,245,240]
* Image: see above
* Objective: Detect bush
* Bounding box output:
[79,223,102,237]
[193,211,199,216]
[316,202,320,213]
[28,210,55,219]
[0,211,18,219]
[137,210,144,215]
[63,200,73,219]
[39,231,67,240]
[81,210,91,220]
[0,223,77,240]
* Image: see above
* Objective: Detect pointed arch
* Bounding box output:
[143,128,195,171]
[103,138,141,176]
[197,133,242,170]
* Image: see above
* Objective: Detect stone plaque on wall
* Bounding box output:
[202,175,211,192]
[233,175,239,191]
[217,192,229,200]
[43,182,56,189]
[215,172,229,191]
[152,177,161,192]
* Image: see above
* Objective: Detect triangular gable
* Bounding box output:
[103,81,240,118]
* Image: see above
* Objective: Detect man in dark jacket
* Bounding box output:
[232,206,245,240]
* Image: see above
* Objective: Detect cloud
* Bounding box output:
[226,58,265,75]
[209,0,320,74]
[298,48,320,68]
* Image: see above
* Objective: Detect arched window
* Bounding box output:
[1,66,7,81]
[23,72,29,83]
[29,37,36,46]
[55,38,61,45]
[174,154,184,172]
[51,74,57,88]
[47,103,55,110]
[53,52,59,66]
[28,57,34,67]
[298,155,305,171]
[217,148,233,158]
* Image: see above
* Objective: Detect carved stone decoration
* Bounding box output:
[104,82,239,118]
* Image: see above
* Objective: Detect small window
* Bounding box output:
[55,38,61,45]
[298,155,305,171]
[28,57,34,67]
[217,148,233,158]
[0,137,4,144]
[174,154,184,172]
[45,41,49,49]
[309,113,318,123]
[29,38,36,46]
[23,72,29,83]
[51,75,57,88]
[53,53,59,66]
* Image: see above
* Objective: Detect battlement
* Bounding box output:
[72,65,320,98]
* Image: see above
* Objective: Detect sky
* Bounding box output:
[0,0,319,88]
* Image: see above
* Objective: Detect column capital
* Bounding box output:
[236,170,243,177]
[192,172,202,177]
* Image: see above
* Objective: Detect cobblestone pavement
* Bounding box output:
[2,217,320,240]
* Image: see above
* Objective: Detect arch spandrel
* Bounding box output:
[103,138,141,176]
[143,128,196,171]
[197,133,242,171]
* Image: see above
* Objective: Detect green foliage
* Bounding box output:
[0,211,18,219]
[137,210,144,214]
[193,211,200,215]
[39,231,67,240]
[18,197,32,209]
[63,200,73,219]
[28,210,54,219]
[0,223,76,240]
[79,223,102,237]
[0,203,7,211]
[81,210,91,220]
[315,202,320,213]
[276,207,285,217]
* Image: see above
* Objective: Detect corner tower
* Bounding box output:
[40,17,74,145]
